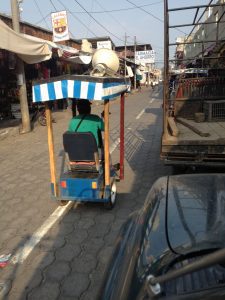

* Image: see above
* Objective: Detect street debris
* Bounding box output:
[0,254,11,268]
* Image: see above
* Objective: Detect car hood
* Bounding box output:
[166,174,225,255]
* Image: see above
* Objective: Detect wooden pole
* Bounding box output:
[104,100,110,187]
[164,0,169,136]
[134,36,137,90]
[120,93,125,180]
[125,33,127,77]
[45,103,58,197]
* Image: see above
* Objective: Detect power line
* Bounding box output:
[94,0,127,33]
[35,0,164,26]
[35,12,51,26]
[55,0,98,38]
[35,3,97,38]
[33,0,50,30]
[49,0,57,11]
[72,0,124,42]
[125,0,188,35]
[85,0,95,37]
[126,0,163,23]
[70,1,163,14]
[34,0,163,48]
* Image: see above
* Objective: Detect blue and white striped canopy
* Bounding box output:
[32,75,130,103]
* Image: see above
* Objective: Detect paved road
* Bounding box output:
[0,85,172,300]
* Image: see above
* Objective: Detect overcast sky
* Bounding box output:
[0,0,215,67]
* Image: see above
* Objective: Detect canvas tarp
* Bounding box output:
[0,19,92,65]
[0,19,53,64]
[126,66,134,77]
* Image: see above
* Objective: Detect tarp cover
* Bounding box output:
[0,19,52,64]
[126,66,134,77]
[0,19,91,65]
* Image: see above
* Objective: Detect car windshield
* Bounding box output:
[136,175,225,281]
[167,175,225,254]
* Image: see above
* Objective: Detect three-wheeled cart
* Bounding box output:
[32,75,130,208]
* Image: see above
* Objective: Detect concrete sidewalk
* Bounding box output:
[0,108,68,141]
[0,119,21,140]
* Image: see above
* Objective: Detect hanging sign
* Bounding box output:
[135,50,155,64]
[51,11,69,42]
[97,41,112,49]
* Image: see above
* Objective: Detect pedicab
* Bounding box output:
[32,74,130,208]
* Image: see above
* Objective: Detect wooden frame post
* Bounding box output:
[120,92,125,180]
[45,103,58,197]
[104,100,110,187]
[164,0,169,136]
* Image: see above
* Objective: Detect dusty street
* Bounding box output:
[0,85,172,300]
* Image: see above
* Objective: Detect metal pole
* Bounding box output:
[120,93,125,180]
[202,42,204,68]
[134,36,137,90]
[11,0,31,133]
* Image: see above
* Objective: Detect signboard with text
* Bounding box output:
[135,50,155,64]
[51,11,69,42]
[97,40,112,50]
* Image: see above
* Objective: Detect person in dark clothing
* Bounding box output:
[68,100,104,148]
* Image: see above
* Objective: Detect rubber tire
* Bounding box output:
[59,200,69,206]
[38,115,47,126]
[104,180,117,210]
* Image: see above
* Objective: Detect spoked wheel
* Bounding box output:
[38,114,47,126]
[104,180,117,210]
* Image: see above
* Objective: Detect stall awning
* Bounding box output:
[0,19,52,63]
[21,34,86,64]
[32,75,130,102]
[0,19,89,65]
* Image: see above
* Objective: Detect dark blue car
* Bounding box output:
[99,174,225,300]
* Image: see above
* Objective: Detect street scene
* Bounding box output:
[0,85,170,299]
[1,0,225,300]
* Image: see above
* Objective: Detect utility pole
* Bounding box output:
[124,33,127,77]
[11,0,31,133]
[134,36,137,90]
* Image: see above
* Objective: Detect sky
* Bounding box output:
[0,0,216,67]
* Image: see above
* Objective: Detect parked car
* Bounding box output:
[99,174,225,300]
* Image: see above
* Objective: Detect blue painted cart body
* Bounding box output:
[32,74,130,207]
[53,167,117,203]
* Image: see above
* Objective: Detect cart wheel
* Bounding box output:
[59,200,69,206]
[104,180,117,210]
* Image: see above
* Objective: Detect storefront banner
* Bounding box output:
[51,11,70,42]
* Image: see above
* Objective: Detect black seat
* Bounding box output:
[63,131,100,172]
